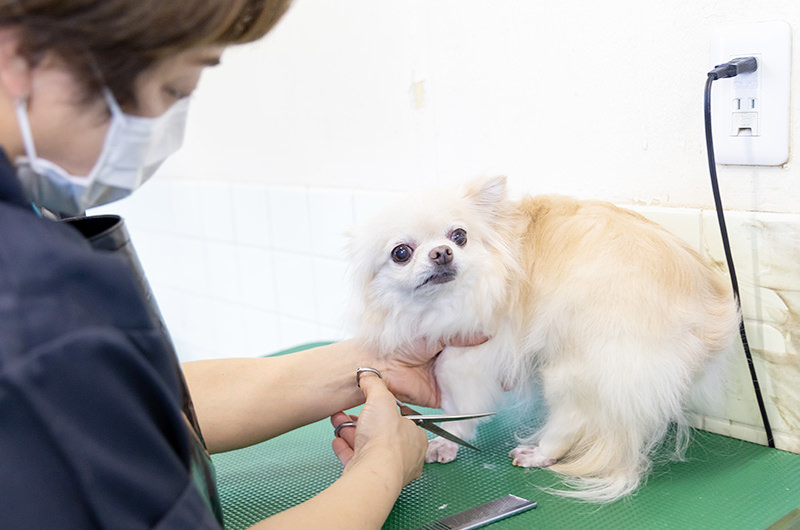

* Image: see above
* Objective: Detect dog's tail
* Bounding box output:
[537,421,690,503]
[542,474,641,504]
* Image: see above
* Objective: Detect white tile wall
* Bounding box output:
[90,177,799,454]
[90,177,400,362]
[267,187,312,254]
[307,189,355,258]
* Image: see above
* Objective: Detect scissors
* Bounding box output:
[333,401,495,451]
[338,367,495,450]
[396,400,495,451]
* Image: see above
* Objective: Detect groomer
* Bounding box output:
[0,2,483,528]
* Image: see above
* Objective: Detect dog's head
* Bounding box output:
[348,176,518,355]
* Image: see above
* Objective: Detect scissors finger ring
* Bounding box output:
[333,421,357,438]
[356,367,382,388]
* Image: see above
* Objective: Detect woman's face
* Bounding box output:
[129,45,225,118]
[23,45,225,176]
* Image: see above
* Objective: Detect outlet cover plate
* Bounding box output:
[710,21,791,166]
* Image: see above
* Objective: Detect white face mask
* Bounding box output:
[15,89,190,216]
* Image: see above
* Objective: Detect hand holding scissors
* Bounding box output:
[331,367,430,487]
[332,368,495,457]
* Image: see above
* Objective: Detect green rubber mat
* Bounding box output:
[212,408,799,529]
[211,345,800,528]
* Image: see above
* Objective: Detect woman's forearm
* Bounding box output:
[248,447,403,530]
[182,340,379,453]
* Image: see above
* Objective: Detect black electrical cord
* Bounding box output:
[704,57,775,448]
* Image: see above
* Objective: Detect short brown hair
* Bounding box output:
[1,0,291,107]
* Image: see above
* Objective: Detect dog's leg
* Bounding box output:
[508,356,591,469]
[509,404,579,467]
[425,436,461,463]
[426,343,504,463]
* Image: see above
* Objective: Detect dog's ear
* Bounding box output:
[463,176,508,210]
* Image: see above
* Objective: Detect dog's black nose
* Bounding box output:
[429,245,453,265]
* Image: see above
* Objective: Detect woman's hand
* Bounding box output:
[330,371,427,489]
[382,334,488,408]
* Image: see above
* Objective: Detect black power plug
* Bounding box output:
[703,56,774,449]
[707,56,758,80]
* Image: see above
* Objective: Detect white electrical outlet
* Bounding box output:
[710,21,791,166]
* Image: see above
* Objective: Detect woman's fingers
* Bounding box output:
[331,370,429,487]
[331,435,354,466]
[331,411,357,440]
[330,411,359,465]
[357,369,393,403]
[446,333,490,348]
[384,334,491,408]
[359,371,428,484]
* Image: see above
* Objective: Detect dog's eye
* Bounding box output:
[449,228,467,247]
[391,244,413,264]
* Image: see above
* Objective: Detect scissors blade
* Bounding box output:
[403,412,496,422]
[419,421,480,451]
[395,400,496,422]
[396,400,424,416]
[395,400,494,450]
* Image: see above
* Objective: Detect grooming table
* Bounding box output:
[211,344,800,529]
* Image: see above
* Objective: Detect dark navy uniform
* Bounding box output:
[0,148,222,528]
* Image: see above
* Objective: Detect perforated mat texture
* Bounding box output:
[211,347,800,529]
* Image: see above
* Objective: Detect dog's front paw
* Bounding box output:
[509,445,557,468]
[425,436,460,463]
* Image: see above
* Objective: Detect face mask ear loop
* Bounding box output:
[14,97,40,167]
[102,88,125,122]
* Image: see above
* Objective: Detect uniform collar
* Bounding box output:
[0,147,32,211]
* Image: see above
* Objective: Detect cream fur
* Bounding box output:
[347,176,739,503]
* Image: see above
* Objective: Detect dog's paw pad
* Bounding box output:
[425,437,460,463]
[509,445,556,468]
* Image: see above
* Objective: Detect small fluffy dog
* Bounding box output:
[348,176,739,502]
